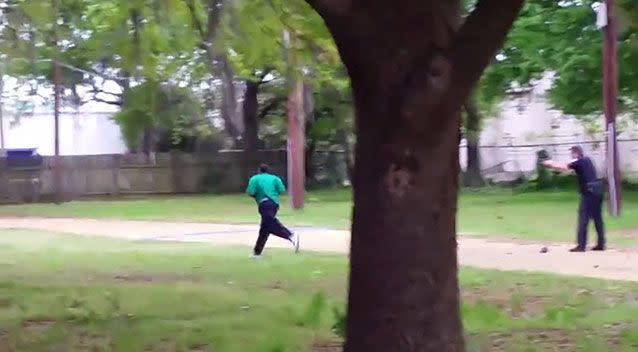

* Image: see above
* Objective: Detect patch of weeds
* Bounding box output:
[253,338,288,352]
[543,304,585,326]
[460,273,489,288]
[296,292,327,328]
[331,306,346,339]
[509,292,525,317]
[576,333,609,352]
[620,328,638,349]
[462,301,511,331]
[62,291,122,324]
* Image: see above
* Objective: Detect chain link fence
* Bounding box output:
[460,139,638,183]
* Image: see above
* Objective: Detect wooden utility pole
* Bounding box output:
[284,30,305,210]
[600,0,621,216]
[52,0,62,202]
[0,64,5,156]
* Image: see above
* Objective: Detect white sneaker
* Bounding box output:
[290,233,300,253]
[250,254,263,259]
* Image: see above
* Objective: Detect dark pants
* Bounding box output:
[254,199,293,255]
[577,193,605,249]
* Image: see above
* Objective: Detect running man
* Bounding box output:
[542,146,606,252]
[246,164,299,257]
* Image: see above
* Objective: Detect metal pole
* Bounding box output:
[53,0,62,202]
[603,0,621,217]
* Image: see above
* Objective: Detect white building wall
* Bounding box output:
[460,75,638,181]
[1,108,127,156]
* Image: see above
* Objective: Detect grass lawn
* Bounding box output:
[1,189,638,243]
[1,229,638,351]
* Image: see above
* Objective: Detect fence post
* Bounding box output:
[112,154,120,196]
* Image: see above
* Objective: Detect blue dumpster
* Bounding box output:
[2,148,43,202]
[6,148,37,158]
[5,148,43,169]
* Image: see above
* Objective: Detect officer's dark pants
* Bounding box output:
[577,193,605,249]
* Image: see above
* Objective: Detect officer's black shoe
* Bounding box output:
[569,246,586,252]
[591,245,606,251]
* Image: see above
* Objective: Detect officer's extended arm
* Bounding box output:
[542,160,570,173]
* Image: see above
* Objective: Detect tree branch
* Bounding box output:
[205,0,224,42]
[82,95,123,107]
[443,0,525,111]
[184,0,207,40]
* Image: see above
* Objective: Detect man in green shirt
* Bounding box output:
[246,164,299,257]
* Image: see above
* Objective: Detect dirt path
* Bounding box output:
[1,217,637,282]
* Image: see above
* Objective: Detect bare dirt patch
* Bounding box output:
[470,329,573,351]
[144,341,211,352]
[3,217,638,281]
[611,228,638,240]
[73,331,112,350]
[312,341,342,352]
[21,318,56,334]
[469,323,638,351]
[110,273,200,284]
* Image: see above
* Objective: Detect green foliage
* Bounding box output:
[331,306,346,339]
[62,291,122,324]
[499,0,638,119]
[113,82,207,150]
[295,292,327,328]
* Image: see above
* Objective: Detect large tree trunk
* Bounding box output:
[306,1,524,351]
[242,80,260,152]
[464,98,485,187]
[241,79,260,183]
[348,88,464,351]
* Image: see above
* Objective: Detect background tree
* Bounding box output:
[113,82,208,152]
[489,0,638,135]
[0,0,216,152]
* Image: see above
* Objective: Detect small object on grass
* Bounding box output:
[540,246,549,254]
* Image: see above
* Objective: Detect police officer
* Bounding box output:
[542,146,606,252]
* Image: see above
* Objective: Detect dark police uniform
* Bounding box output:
[568,156,605,249]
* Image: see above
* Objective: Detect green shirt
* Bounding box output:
[246,173,286,205]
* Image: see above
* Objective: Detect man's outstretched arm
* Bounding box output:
[542,160,571,173]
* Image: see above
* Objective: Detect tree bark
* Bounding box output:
[219,55,243,137]
[185,0,243,142]
[347,76,465,352]
[242,80,260,152]
[305,1,525,351]
[464,99,484,187]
